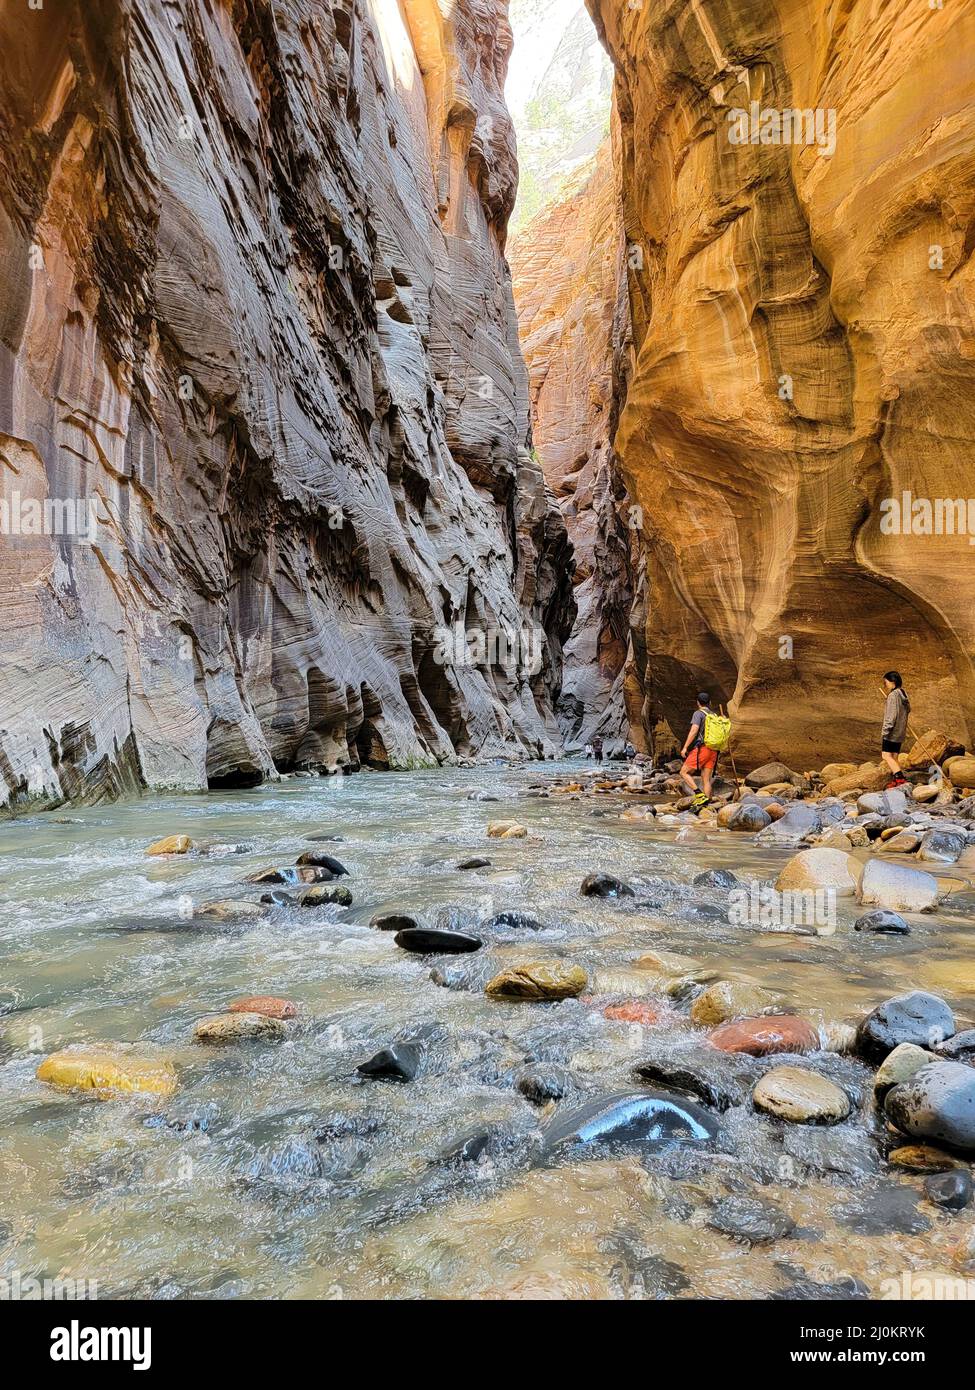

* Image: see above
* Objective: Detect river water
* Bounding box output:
[1,761,973,1298]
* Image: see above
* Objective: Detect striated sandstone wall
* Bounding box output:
[0,0,574,807]
[510,140,642,752]
[588,0,975,766]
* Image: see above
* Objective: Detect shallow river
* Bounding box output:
[2,761,974,1299]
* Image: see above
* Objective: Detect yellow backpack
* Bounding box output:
[703,710,732,752]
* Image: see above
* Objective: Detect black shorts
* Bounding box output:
[881,739,902,754]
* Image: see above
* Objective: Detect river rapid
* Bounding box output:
[2,760,974,1299]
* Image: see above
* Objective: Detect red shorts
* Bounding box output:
[682,745,717,775]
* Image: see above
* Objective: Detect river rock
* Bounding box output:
[693,868,740,889]
[580,872,635,898]
[295,851,348,874]
[888,1144,962,1172]
[145,834,192,856]
[945,755,975,787]
[457,857,491,870]
[246,865,336,885]
[299,885,353,907]
[745,762,799,789]
[710,1015,820,1056]
[855,991,955,1062]
[486,962,587,1000]
[855,858,940,912]
[878,830,921,853]
[757,802,821,843]
[853,908,910,934]
[394,927,482,954]
[633,1051,759,1110]
[924,1169,973,1211]
[195,899,267,921]
[515,1064,572,1104]
[839,1184,930,1236]
[602,999,666,1026]
[539,1089,719,1156]
[229,996,297,1020]
[356,1041,423,1082]
[857,789,909,816]
[485,911,546,931]
[820,762,858,781]
[370,912,418,932]
[690,979,776,1026]
[487,820,527,838]
[727,803,771,832]
[873,1043,933,1101]
[774,847,861,895]
[935,1029,975,1060]
[884,1060,975,1151]
[752,1066,850,1124]
[912,783,942,803]
[193,1012,287,1043]
[706,1195,795,1245]
[918,829,966,863]
[591,967,663,998]
[782,1124,879,1178]
[36,1044,178,1097]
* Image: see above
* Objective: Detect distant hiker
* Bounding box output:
[584,742,593,760]
[880,671,911,788]
[623,740,636,759]
[592,736,604,764]
[679,691,732,813]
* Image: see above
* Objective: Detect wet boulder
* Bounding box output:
[873,1043,932,1101]
[633,1050,759,1110]
[145,835,192,856]
[394,927,482,954]
[857,789,910,816]
[693,868,740,890]
[690,980,779,1026]
[710,1015,820,1057]
[515,1064,573,1105]
[924,1169,973,1211]
[299,885,352,907]
[484,910,546,931]
[369,912,418,932]
[854,909,910,934]
[774,847,861,896]
[934,1029,975,1061]
[228,996,297,1020]
[706,1195,796,1245]
[487,820,527,838]
[295,851,348,874]
[485,962,587,1000]
[884,1060,975,1151]
[539,1089,719,1157]
[855,858,940,913]
[356,1041,424,1083]
[195,899,267,921]
[580,873,635,899]
[855,991,955,1062]
[36,1044,178,1098]
[245,865,336,886]
[193,1012,287,1043]
[918,829,966,863]
[457,857,491,870]
[727,803,771,832]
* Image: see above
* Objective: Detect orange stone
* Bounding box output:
[228,995,297,1020]
[603,1000,664,1027]
[709,1015,819,1056]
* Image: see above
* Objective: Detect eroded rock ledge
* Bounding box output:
[588,0,975,765]
[0,0,574,808]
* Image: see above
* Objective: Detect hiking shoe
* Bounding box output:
[691,793,710,815]
[886,775,907,789]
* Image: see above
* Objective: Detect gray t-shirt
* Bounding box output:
[690,708,709,749]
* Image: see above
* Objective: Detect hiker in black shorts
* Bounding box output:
[880,670,910,789]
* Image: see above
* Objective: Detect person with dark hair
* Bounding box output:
[679,691,718,812]
[592,735,603,764]
[880,670,910,788]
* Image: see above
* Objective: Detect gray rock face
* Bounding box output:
[0,0,574,809]
[885,1061,975,1152]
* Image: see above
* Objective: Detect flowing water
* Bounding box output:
[2,762,974,1299]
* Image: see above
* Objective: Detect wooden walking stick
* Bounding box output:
[719,704,744,789]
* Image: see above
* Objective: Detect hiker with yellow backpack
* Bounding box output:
[679,692,733,814]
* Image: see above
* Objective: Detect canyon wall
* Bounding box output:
[589,0,975,766]
[510,141,642,752]
[0,0,574,808]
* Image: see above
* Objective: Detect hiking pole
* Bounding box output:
[720,704,744,790]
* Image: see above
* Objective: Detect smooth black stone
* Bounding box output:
[580,873,635,899]
[924,1169,973,1211]
[369,913,418,932]
[706,1196,796,1245]
[838,1184,930,1235]
[693,869,740,890]
[457,857,491,870]
[485,911,546,931]
[854,909,910,934]
[295,852,348,875]
[260,889,296,906]
[632,1058,751,1111]
[356,1042,422,1083]
[305,834,344,842]
[855,991,955,1062]
[540,1089,719,1156]
[394,927,482,954]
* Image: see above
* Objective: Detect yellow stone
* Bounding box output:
[145,834,192,856]
[36,1045,178,1098]
[689,979,775,1026]
[485,962,587,1000]
[487,820,527,838]
[889,1145,962,1173]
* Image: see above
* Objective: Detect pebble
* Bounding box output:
[299,885,352,907]
[752,1065,851,1123]
[924,1169,973,1211]
[727,804,771,832]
